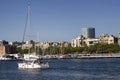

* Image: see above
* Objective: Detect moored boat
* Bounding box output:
[0,56,11,60]
[18,58,49,69]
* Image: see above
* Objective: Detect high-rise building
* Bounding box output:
[81,27,95,38]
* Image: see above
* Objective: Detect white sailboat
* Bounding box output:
[18,58,49,69]
[18,0,49,69]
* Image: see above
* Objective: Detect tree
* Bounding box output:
[22,49,28,54]
[87,45,97,54]
[16,47,22,53]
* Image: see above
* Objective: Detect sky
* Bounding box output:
[0,0,120,42]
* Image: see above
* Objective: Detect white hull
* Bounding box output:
[0,56,11,60]
[18,61,49,69]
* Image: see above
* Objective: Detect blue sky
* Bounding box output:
[0,0,120,42]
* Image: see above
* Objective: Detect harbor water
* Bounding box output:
[0,58,120,80]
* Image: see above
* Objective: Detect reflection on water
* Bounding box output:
[0,58,120,80]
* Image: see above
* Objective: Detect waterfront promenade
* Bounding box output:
[1,53,120,61]
[39,53,120,59]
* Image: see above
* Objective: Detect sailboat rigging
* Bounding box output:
[18,0,49,69]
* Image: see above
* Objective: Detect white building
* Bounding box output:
[71,36,86,47]
[71,36,99,47]
[84,38,99,46]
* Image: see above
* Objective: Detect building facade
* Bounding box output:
[99,34,117,44]
[0,45,16,56]
[118,33,120,45]
[82,27,95,38]
[0,45,5,56]
[84,38,99,46]
[71,35,86,47]
[71,35,99,47]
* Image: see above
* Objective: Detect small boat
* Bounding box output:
[0,55,11,60]
[18,58,49,69]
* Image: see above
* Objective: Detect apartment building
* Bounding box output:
[99,34,117,44]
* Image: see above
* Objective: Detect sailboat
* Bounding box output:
[18,0,49,69]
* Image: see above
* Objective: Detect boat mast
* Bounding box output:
[22,0,31,54]
[22,0,31,43]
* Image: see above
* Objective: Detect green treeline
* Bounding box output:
[16,43,120,55]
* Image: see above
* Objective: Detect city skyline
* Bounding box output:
[0,0,120,42]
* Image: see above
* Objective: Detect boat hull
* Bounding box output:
[18,62,49,69]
